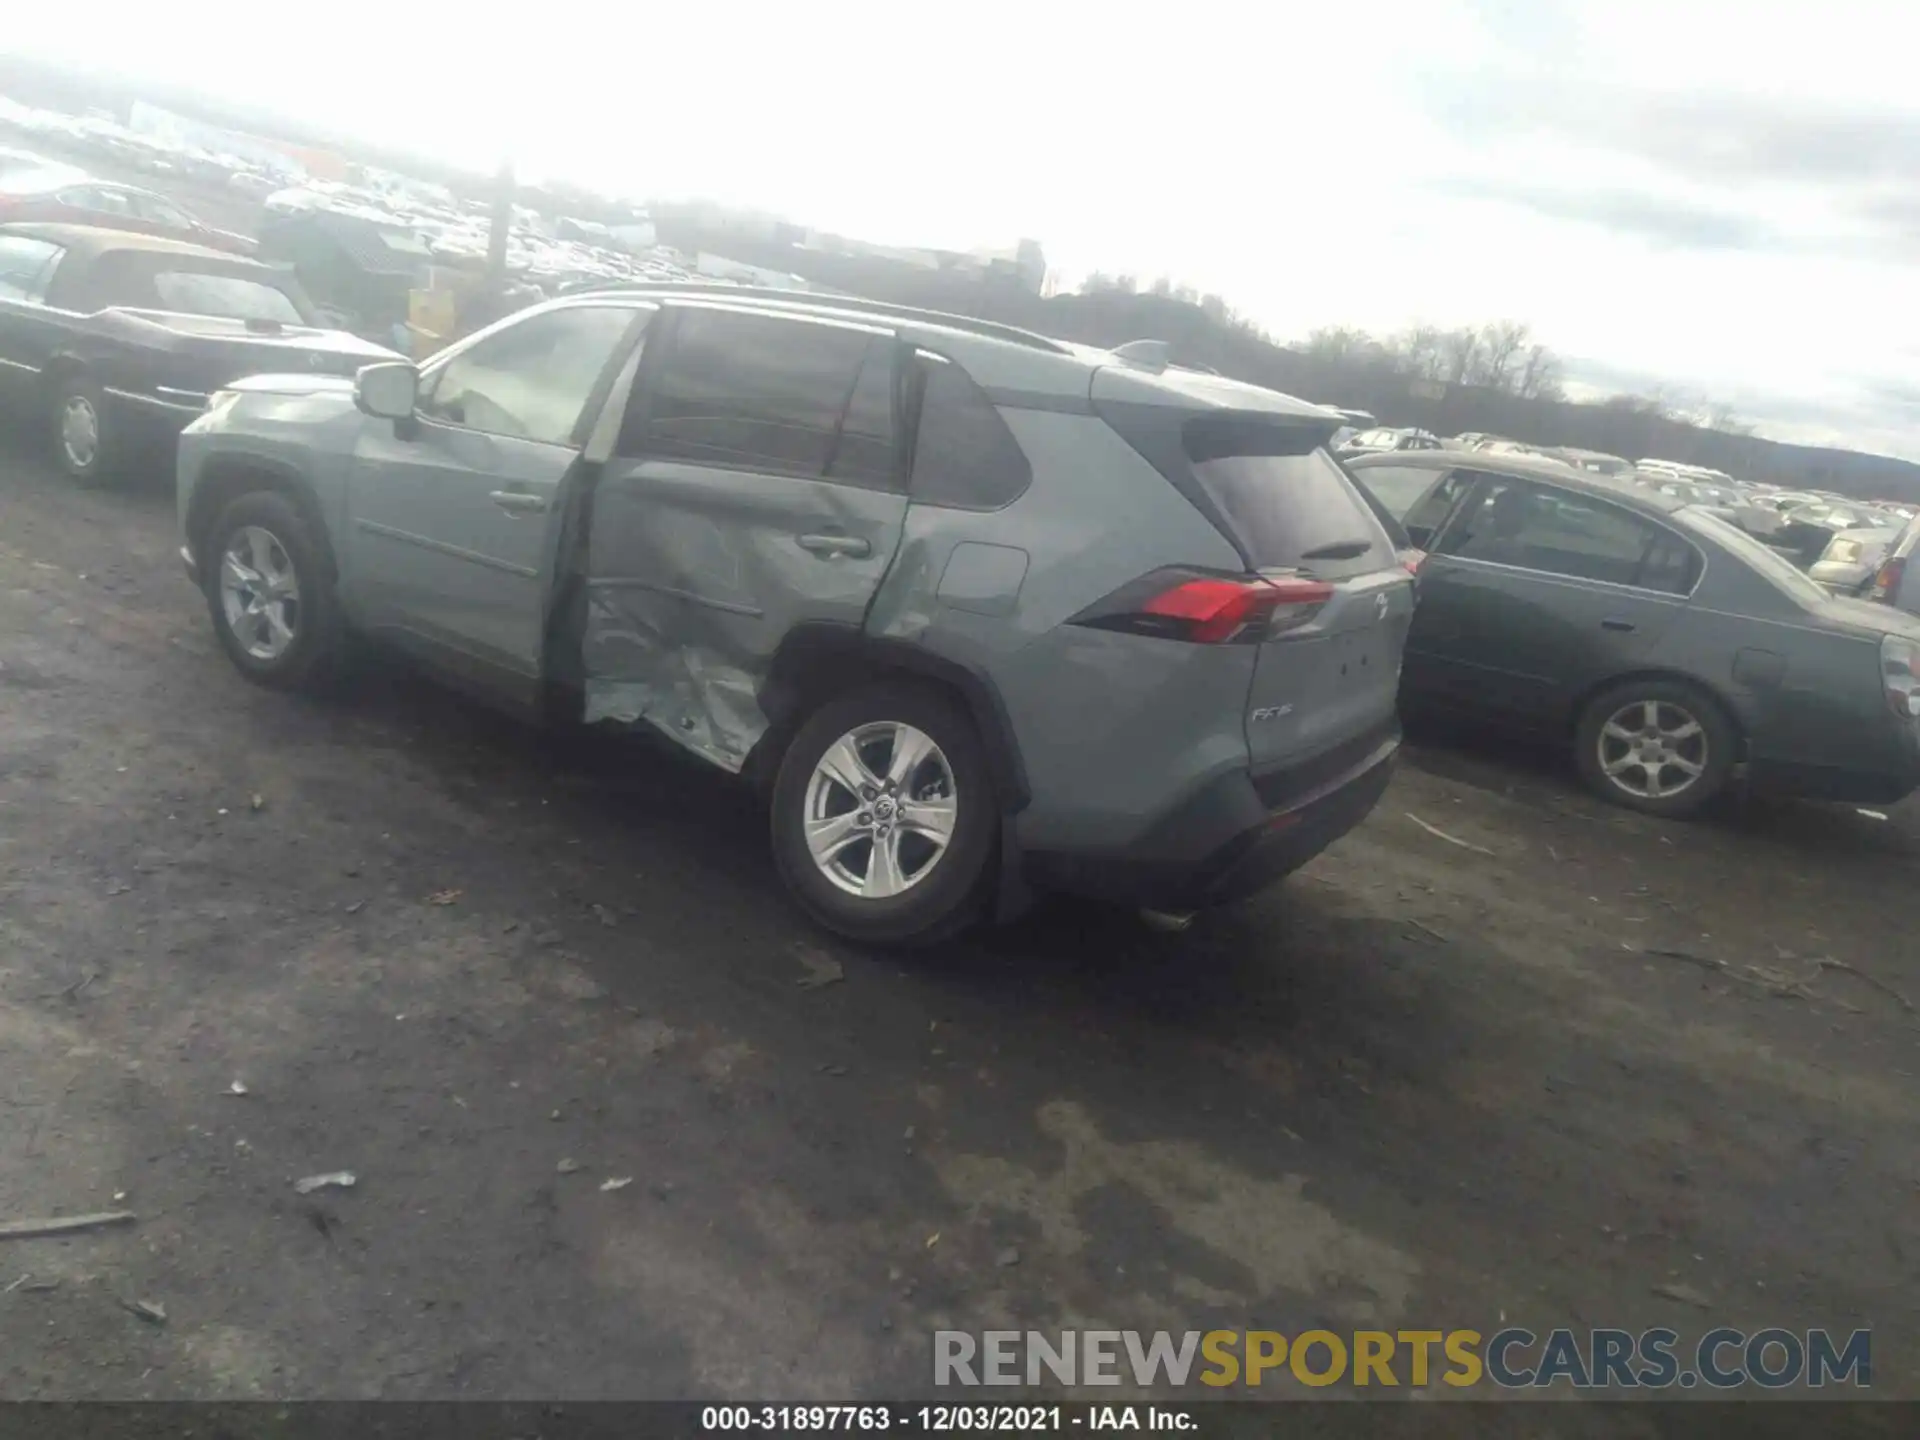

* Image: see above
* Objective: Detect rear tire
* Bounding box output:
[203,491,345,694]
[771,684,997,946]
[1575,678,1736,818]
[48,374,121,485]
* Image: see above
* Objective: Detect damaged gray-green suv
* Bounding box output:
[178,287,1412,945]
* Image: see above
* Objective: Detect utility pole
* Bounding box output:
[484,161,514,291]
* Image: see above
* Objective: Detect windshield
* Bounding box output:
[1674,507,1832,606]
[152,270,306,325]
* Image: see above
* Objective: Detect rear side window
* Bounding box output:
[905,352,1031,509]
[1438,479,1700,593]
[1184,418,1394,577]
[629,307,893,485]
[0,234,62,302]
[1350,463,1440,520]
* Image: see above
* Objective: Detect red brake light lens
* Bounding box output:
[1073,572,1334,644]
[1872,555,1905,602]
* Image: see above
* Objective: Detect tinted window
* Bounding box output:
[1351,463,1440,519]
[153,270,304,324]
[906,352,1030,509]
[632,308,879,479]
[826,338,899,488]
[1437,479,1699,593]
[1402,469,1471,543]
[0,234,62,301]
[420,304,633,446]
[1185,419,1394,577]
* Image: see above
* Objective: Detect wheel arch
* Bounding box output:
[187,456,339,584]
[750,624,1030,811]
[1569,668,1749,760]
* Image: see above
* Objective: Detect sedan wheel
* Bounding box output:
[219,525,302,662]
[1575,679,1736,818]
[1595,699,1707,802]
[803,721,958,899]
[59,394,101,473]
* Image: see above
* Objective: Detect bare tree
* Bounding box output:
[1514,343,1564,402]
[1113,274,1139,295]
[1302,325,1381,366]
[1439,327,1482,386]
[1384,324,1446,382]
[1149,275,1174,297]
[1476,320,1532,392]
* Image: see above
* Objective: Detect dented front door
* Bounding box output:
[582,306,908,770]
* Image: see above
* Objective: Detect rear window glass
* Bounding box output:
[153,270,305,325]
[1185,419,1394,577]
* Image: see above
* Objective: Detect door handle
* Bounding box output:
[1600,617,1636,632]
[796,533,870,559]
[489,490,547,514]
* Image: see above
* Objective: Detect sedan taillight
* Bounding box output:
[1881,634,1920,720]
[1071,570,1334,644]
[1872,555,1906,603]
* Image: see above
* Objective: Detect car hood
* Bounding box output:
[225,372,360,399]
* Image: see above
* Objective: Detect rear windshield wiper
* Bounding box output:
[1298,539,1371,561]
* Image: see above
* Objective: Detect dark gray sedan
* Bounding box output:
[1346,451,1920,817]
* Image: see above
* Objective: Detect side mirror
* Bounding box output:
[354,361,418,421]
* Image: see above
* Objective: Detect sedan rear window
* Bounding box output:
[152,270,305,325]
[1185,417,1394,578]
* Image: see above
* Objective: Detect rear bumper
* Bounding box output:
[1026,731,1399,911]
[1749,723,1920,804]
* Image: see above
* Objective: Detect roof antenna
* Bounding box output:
[1111,339,1172,374]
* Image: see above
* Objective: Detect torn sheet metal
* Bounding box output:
[582,582,765,771]
[581,457,908,771]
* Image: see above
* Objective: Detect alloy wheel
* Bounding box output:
[1596,699,1707,801]
[219,526,302,662]
[803,721,958,899]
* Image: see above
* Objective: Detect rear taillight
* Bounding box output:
[1881,634,1920,720]
[1872,555,1905,603]
[1071,570,1334,644]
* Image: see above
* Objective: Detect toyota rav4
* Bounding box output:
[177,287,1411,945]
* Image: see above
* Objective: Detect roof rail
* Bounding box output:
[1111,339,1172,374]
[564,279,1072,354]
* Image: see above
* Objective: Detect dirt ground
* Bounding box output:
[0,446,1915,1418]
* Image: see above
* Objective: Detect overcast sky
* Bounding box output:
[7,0,1918,457]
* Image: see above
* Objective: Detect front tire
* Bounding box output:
[48,374,120,484]
[203,491,344,693]
[1575,678,1736,818]
[771,685,997,946]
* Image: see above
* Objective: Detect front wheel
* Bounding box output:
[1574,679,1737,818]
[770,685,997,946]
[203,491,345,693]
